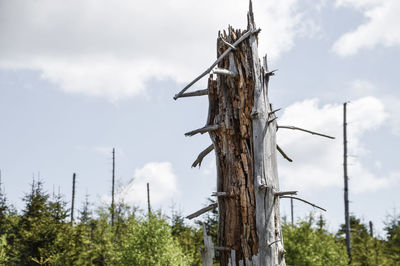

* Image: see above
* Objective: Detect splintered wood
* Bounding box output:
[204,7,286,264]
[206,24,264,265]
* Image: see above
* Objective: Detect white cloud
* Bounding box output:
[345,79,400,136]
[0,0,309,100]
[114,162,178,210]
[277,97,392,193]
[333,0,400,56]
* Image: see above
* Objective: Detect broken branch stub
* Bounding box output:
[192,144,214,168]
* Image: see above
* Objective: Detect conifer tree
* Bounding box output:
[17,179,55,264]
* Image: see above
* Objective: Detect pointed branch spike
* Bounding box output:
[274,191,298,197]
[211,192,236,198]
[269,108,281,116]
[178,89,209,99]
[265,69,278,76]
[278,125,335,139]
[192,144,214,168]
[186,203,218,220]
[185,125,219,137]
[268,117,278,124]
[213,68,237,77]
[277,145,293,162]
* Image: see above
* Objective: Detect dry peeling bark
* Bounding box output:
[205,7,286,266]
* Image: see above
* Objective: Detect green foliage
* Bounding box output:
[117,212,192,265]
[171,212,203,265]
[384,214,400,264]
[16,180,58,264]
[1,178,400,265]
[337,216,391,265]
[0,235,9,264]
[282,215,348,266]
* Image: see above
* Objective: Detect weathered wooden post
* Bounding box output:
[175,2,331,265]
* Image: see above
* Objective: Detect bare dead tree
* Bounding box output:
[71,173,76,223]
[175,1,332,265]
[147,182,151,216]
[111,148,115,226]
[343,102,352,264]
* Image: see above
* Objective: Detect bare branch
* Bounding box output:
[268,117,278,124]
[220,37,237,50]
[280,196,327,212]
[186,203,218,220]
[211,192,236,198]
[213,68,237,77]
[278,125,335,139]
[192,144,214,168]
[173,28,261,100]
[185,125,219,137]
[265,69,278,76]
[179,89,209,98]
[212,192,227,197]
[274,191,298,197]
[268,108,281,116]
[276,145,293,162]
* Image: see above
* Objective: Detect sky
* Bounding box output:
[0,0,399,236]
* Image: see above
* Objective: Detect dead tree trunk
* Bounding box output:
[71,173,76,223]
[343,103,352,264]
[176,1,331,265]
[203,6,285,263]
[111,148,115,227]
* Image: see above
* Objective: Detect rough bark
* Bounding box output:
[206,6,286,266]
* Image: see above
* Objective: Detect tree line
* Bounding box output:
[0,179,399,265]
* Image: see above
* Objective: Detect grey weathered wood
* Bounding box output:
[220,37,237,50]
[213,68,237,77]
[248,1,286,264]
[265,69,278,76]
[201,225,215,266]
[186,203,218,220]
[185,125,219,137]
[278,125,335,139]
[192,144,214,168]
[212,192,227,197]
[229,250,236,266]
[211,192,236,198]
[173,28,260,100]
[274,191,298,197]
[180,89,209,98]
[280,196,326,212]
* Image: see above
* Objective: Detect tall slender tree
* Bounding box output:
[111,148,115,226]
[343,102,352,264]
[71,173,76,223]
